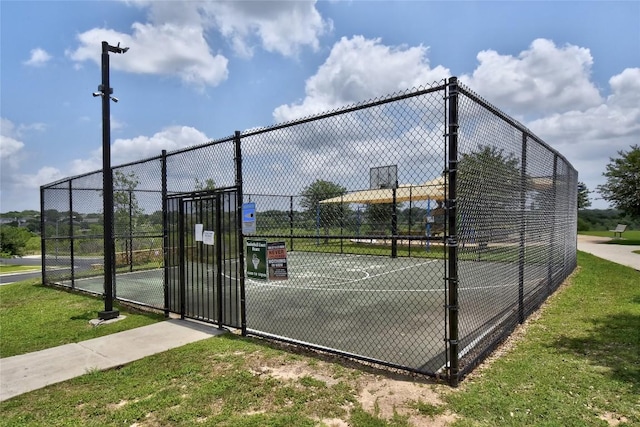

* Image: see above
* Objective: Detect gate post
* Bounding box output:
[446,76,460,387]
[216,192,224,328]
[178,200,186,319]
[234,131,247,336]
[162,149,169,317]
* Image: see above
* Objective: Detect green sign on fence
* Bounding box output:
[246,239,267,280]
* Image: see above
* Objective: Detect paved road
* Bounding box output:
[0,255,103,285]
[0,256,41,285]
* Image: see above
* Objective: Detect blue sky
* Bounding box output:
[1,0,639,212]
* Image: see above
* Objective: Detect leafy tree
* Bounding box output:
[0,225,34,256]
[577,181,592,210]
[194,178,217,229]
[260,210,291,231]
[597,145,640,219]
[457,145,521,242]
[113,171,142,237]
[111,171,144,263]
[365,203,402,235]
[194,178,216,191]
[300,180,347,242]
[399,206,428,233]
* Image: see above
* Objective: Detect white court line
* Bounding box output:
[246,259,441,293]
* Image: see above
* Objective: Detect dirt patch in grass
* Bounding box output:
[248,354,457,426]
[357,374,458,426]
[599,412,629,426]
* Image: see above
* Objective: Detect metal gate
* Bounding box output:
[165,188,244,329]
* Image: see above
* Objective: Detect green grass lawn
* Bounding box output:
[0,264,40,274]
[579,229,640,245]
[445,251,639,426]
[0,252,638,426]
[0,280,165,358]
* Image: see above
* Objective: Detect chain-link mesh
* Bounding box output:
[41,78,577,383]
[240,83,448,373]
[455,83,578,378]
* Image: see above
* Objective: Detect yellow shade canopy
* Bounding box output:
[320,176,446,204]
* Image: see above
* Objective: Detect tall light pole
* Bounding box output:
[95,41,128,321]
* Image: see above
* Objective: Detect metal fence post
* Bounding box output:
[548,155,558,292]
[179,199,186,319]
[161,150,169,317]
[289,196,294,251]
[234,130,247,336]
[128,190,133,272]
[216,192,224,328]
[391,188,398,258]
[447,76,460,387]
[69,179,75,288]
[518,134,528,323]
[40,186,46,285]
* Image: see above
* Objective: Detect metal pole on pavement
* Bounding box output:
[95,41,128,321]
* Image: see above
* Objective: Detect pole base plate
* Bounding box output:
[98,310,120,320]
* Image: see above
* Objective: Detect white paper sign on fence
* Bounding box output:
[203,230,214,246]
[195,224,204,241]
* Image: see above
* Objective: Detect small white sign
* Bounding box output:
[195,224,204,241]
[203,230,215,246]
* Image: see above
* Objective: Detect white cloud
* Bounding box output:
[607,67,640,109]
[273,36,450,122]
[24,48,52,67]
[203,0,330,57]
[69,125,211,176]
[15,167,65,190]
[18,122,47,134]
[460,38,603,117]
[0,134,23,162]
[66,24,229,89]
[66,1,328,88]
[525,67,640,203]
[0,119,65,211]
[111,125,210,164]
[0,118,25,170]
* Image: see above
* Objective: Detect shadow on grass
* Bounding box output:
[551,312,640,393]
[602,239,640,246]
[69,310,96,321]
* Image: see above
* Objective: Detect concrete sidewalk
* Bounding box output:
[577,235,640,271]
[0,319,225,401]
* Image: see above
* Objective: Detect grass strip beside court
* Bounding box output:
[445,251,639,426]
[0,280,164,358]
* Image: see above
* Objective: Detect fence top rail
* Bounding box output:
[241,80,447,139]
[41,152,169,190]
[457,83,576,173]
[163,134,236,158]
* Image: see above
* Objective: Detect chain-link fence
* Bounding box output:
[41,77,577,385]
